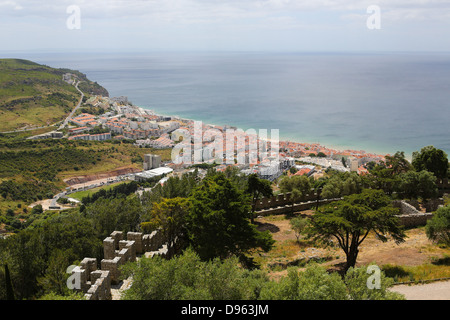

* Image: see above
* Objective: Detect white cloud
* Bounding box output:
[1,0,450,51]
[0,0,448,30]
[0,0,23,10]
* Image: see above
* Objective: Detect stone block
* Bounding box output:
[71,266,88,293]
[87,284,99,300]
[103,237,116,260]
[80,258,97,281]
[89,270,111,300]
[118,248,130,263]
[142,234,151,252]
[119,240,136,262]
[110,231,123,248]
[127,232,143,254]
[101,256,122,284]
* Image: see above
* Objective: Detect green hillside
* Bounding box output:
[0,58,109,132]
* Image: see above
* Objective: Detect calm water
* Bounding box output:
[5,51,450,157]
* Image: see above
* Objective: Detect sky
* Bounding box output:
[1,0,450,53]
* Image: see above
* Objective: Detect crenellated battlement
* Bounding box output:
[70,228,178,300]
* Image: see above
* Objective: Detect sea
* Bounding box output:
[3,51,450,158]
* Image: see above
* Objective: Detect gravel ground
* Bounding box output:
[390,280,450,300]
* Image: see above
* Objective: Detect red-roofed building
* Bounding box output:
[294,168,312,176]
[69,126,89,134]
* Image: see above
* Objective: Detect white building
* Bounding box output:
[143,154,162,170]
[258,162,280,176]
[134,167,173,181]
[350,158,359,172]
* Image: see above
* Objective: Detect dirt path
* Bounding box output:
[391,280,450,300]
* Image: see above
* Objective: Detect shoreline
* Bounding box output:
[139,105,389,160]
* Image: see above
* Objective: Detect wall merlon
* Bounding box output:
[127,232,143,254]
[119,240,136,262]
[76,229,178,300]
[103,237,116,260]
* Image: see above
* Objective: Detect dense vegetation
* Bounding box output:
[80,181,140,205]
[121,248,404,300]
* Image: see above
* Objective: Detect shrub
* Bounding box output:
[426,205,450,246]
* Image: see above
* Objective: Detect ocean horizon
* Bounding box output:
[4,51,450,159]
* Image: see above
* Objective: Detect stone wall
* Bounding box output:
[71,228,177,300]
[70,258,112,300]
[254,190,320,211]
[256,198,341,216]
[392,200,434,228]
[256,197,436,229]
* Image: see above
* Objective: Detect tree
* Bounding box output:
[412,146,449,179]
[290,216,308,243]
[289,166,298,174]
[186,172,274,261]
[0,212,102,300]
[426,205,450,245]
[344,265,405,300]
[259,264,405,300]
[85,197,143,239]
[223,165,248,192]
[120,250,405,300]
[246,174,273,224]
[321,172,363,199]
[31,204,43,215]
[259,265,348,300]
[384,151,412,175]
[145,197,190,244]
[305,189,406,272]
[141,171,200,209]
[279,175,312,214]
[4,264,15,300]
[397,170,438,201]
[366,164,398,195]
[321,177,343,199]
[37,249,75,297]
[120,248,268,300]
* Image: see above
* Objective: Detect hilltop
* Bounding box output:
[0,58,108,132]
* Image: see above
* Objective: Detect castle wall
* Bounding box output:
[71,228,177,300]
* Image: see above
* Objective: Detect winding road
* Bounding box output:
[59,80,84,130]
[1,79,85,134]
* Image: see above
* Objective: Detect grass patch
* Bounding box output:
[382,257,450,283]
[259,214,290,222]
[252,238,327,271]
[69,181,130,201]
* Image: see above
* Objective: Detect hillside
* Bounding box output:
[0,58,109,132]
[0,135,171,216]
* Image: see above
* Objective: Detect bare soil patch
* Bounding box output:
[63,166,140,186]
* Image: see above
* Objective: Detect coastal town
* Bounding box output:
[27,88,386,197]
